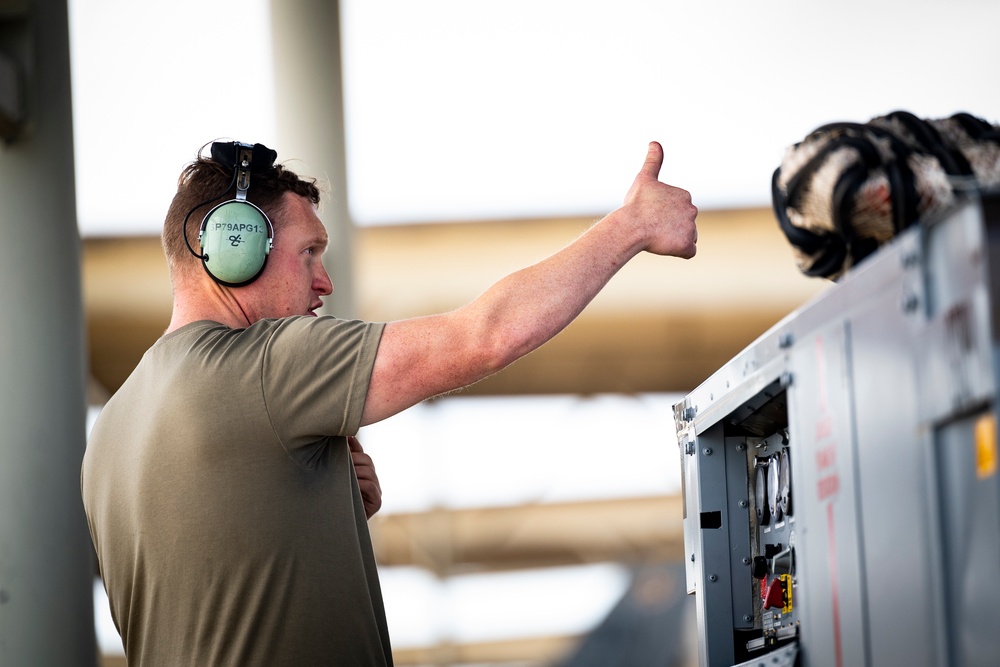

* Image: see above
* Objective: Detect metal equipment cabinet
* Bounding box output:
[674,194,1000,667]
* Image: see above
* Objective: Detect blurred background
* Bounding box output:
[8,0,999,665]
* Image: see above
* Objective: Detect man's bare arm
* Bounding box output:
[360,142,697,426]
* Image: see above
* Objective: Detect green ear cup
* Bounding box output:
[199,200,272,286]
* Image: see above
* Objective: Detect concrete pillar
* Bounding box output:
[0,1,98,665]
[269,0,356,319]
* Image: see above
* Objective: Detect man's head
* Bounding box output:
[162,143,334,323]
[162,143,322,282]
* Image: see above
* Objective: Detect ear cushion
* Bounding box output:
[199,200,273,286]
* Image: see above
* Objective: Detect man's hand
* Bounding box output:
[622,141,698,259]
[349,436,382,519]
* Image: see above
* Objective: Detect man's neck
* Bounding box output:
[166,277,253,333]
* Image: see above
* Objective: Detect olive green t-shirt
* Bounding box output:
[82,316,390,666]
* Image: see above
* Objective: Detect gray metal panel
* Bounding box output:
[918,201,996,423]
[786,320,868,667]
[849,278,941,666]
[935,414,1000,667]
[688,422,738,667]
[724,435,754,631]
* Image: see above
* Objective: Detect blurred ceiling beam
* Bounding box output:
[392,635,578,667]
[82,207,829,399]
[370,495,685,574]
[99,636,579,667]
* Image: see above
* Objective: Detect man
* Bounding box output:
[82,140,697,666]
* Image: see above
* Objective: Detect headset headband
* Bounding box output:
[209,141,278,176]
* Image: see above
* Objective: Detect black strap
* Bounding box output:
[772,168,847,278]
[886,110,972,176]
[951,112,1000,144]
[772,168,826,254]
[840,123,919,232]
[785,138,855,211]
[210,141,278,174]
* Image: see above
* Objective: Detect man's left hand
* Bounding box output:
[349,436,382,519]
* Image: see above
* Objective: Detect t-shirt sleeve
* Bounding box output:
[259,316,385,451]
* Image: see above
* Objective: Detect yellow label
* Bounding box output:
[975,413,998,479]
[780,573,793,613]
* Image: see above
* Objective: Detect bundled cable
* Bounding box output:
[772,110,1000,280]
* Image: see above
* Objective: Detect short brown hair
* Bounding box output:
[162,144,322,275]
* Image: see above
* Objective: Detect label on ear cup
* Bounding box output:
[200,201,272,285]
[209,221,267,235]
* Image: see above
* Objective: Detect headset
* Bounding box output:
[184,141,278,286]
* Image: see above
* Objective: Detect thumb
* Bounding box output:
[638,141,663,181]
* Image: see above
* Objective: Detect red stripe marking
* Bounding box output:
[827,502,843,667]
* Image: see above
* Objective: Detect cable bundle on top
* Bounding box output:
[772,110,1000,280]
